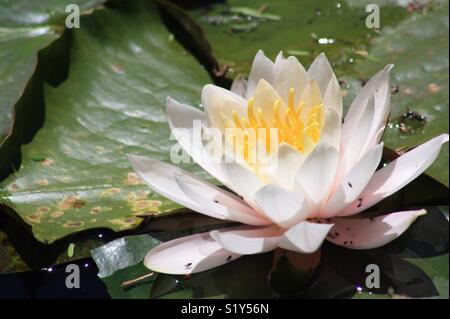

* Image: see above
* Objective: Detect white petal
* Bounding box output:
[253,184,311,228]
[342,65,393,148]
[144,232,241,275]
[307,53,336,97]
[266,143,304,189]
[274,55,309,105]
[210,225,282,255]
[230,74,247,98]
[278,221,333,253]
[221,160,265,202]
[166,97,224,182]
[343,134,449,216]
[247,50,275,98]
[327,209,426,249]
[295,144,339,206]
[319,108,341,151]
[253,79,282,124]
[128,155,226,220]
[202,84,247,130]
[340,96,375,176]
[323,75,343,120]
[300,78,322,119]
[322,143,384,218]
[174,174,271,226]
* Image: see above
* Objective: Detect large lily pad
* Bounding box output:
[0,0,106,175]
[190,0,407,78]
[0,1,212,243]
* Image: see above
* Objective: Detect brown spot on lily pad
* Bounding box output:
[90,206,102,215]
[8,183,20,191]
[63,221,85,228]
[51,211,64,218]
[123,172,144,186]
[109,217,141,230]
[132,199,161,212]
[101,188,121,197]
[26,212,45,224]
[41,159,54,166]
[427,83,440,93]
[36,179,49,186]
[38,206,50,213]
[58,196,84,210]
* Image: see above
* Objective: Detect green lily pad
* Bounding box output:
[0,1,212,243]
[92,234,160,278]
[0,0,106,174]
[190,0,407,78]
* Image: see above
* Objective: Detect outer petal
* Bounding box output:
[274,55,309,105]
[202,84,247,130]
[144,232,241,275]
[343,134,449,216]
[253,184,310,228]
[175,174,271,226]
[230,74,247,98]
[128,155,246,220]
[341,65,393,149]
[210,225,282,255]
[327,209,426,249]
[166,97,224,182]
[322,143,384,218]
[246,50,275,98]
[295,144,339,206]
[278,221,333,253]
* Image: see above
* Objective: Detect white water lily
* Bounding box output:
[128,50,448,275]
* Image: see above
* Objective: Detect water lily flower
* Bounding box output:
[128,50,448,275]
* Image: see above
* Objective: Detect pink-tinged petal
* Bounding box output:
[144,232,241,275]
[221,160,265,202]
[128,155,227,220]
[322,143,384,218]
[230,74,247,98]
[341,65,393,150]
[342,134,449,216]
[274,55,309,105]
[174,174,271,226]
[202,84,247,130]
[253,184,310,228]
[327,209,426,249]
[210,225,283,255]
[278,221,333,253]
[295,144,339,206]
[166,97,224,182]
[247,50,275,98]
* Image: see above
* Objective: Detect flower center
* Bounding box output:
[221,88,324,164]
